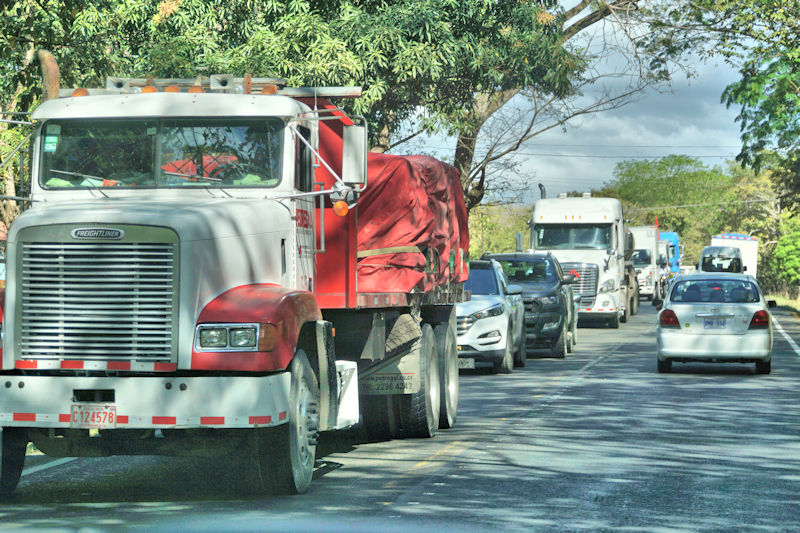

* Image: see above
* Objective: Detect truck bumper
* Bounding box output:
[0,374,291,429]
[577,293,620,319]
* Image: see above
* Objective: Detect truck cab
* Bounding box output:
[530,193,636,328]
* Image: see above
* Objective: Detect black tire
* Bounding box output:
[398,324,440,438]
[755,360,771,374]
[253,350,319,494]
[632,290,640,315]
[551,323,567,359]
[513,326,527,368]
[434,322,459,430]
[0,428,27,499]
[620,298,630,323]
[657,359,671,373]
[609,312,620,329]
[494,326,514,373]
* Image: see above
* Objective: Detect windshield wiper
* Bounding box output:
[51,169,105,181]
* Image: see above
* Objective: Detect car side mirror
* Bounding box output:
[743,265,748,272]
[507,284,522,295]
[562,274,577,285]
[652,298,663,311]
[767,300,777,308]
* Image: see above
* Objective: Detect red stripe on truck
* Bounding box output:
[152,416,177,425]
[13,413,35,422]
[59,414,70,422]
[249,415,272,425]
[61,360,84,369]
[107,361,131,370]
[200,416,225,425]
[15,360,38,369]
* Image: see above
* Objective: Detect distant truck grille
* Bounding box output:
[560,262,599,298]
[19,240,178,361]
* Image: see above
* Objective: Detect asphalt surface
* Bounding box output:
[2,303,799,532]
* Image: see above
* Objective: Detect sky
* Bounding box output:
[398,53,745,206]
[516,60,744,201]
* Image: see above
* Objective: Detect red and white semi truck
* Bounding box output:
[0,51,468,496]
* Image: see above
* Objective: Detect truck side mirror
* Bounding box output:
[507,284,522,295]
[342,122,368,189]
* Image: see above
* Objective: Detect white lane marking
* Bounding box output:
[772,315,800,357]
[21,457,76,476]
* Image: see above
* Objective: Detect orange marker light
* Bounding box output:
[165,85,180,93]
[188,86,204,94]
[333,200,349,217]
[261,84,278,95]
[71,88,89,97]
[142,85,158,93]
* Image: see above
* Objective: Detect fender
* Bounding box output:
[191,284,322,372]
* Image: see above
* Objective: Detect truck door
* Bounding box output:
[295,126,316,292]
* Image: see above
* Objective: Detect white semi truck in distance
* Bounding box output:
[711,233,759,278]
[630,225,662,301]
[530,193,637,328]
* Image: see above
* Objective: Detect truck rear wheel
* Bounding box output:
[434,323,459,430]
[254,350,320,494]
[0,428,27,499]
[399,324,440,438]
[620,299,630,323]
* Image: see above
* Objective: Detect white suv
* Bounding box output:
[456,260,524,373]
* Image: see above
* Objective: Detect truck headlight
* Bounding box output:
[471,304,504,320]
[198,327,227,348]
[230,327,257,347]
[195,323,270,351]
[598,279,616,293]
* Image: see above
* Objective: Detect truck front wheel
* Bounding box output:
[0,427,27,499]
[254,349,320,494]
[399,324,440,438]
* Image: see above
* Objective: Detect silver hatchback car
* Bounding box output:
[654,273,775,374]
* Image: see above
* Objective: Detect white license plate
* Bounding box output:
[704,319,726,329]
[70,404,117,429]
[458,358,475,369]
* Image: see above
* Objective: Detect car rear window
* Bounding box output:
[670,279,760,303]
[465,266,499,295]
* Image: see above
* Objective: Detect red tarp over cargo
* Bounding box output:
[356,153,469,293]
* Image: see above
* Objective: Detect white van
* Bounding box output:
[698,245,744,273]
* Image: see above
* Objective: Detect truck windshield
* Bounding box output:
[534,224,612,250]
[631,249,651,267]
[39,118,284,189]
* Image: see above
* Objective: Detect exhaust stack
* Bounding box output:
[37,49,60,101]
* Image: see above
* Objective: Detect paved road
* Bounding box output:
[3,304,799,531]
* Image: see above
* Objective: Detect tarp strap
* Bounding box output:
[356,246,422,258]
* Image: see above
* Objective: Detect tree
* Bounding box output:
[772,217,800,300]
[642,1,800,207]
[0,1,692,221]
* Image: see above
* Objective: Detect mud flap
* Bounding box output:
[358,348,421,395]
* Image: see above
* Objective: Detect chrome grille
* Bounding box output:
[456,316,474,335]
[560,262,599,298]
[20,242,177,360]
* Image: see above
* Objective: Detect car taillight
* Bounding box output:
[749,310,769,329]
[659,309,680,328]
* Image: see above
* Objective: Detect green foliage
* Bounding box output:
[0,0,575,151]
[643,1,800,207]
[772,217,800,289]
[596,155,795,292]
[468,204,529,258]
[597,155,734,265]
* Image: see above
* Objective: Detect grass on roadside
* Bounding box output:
[767,294,800,319]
